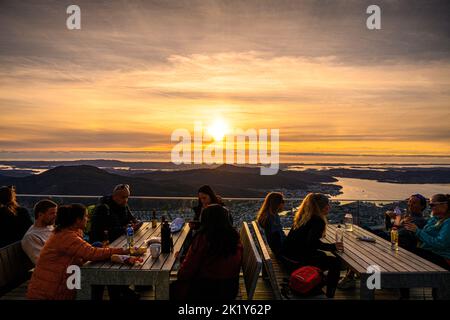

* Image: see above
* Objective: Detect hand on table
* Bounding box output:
[117,247,130,255]
[132,220,143,231]
[335,242,344,252]
[188,220,200,230]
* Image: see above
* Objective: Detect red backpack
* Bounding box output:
[289,266,323,294]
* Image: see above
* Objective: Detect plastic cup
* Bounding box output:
[150,243,161,258]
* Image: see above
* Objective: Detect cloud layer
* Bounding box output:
[0,0,449,156]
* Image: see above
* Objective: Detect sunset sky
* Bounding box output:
[1,0,449,161]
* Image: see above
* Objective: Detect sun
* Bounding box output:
[207,118,230,141]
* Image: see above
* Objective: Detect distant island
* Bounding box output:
[307,167,450,184]
[0,163,340,198]
[1,160,449,188]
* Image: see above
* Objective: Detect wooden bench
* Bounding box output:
[251,221,290,300]
[240,222,262,300]
[0,241,33,298]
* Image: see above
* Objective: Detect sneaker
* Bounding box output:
[337,276,357,290]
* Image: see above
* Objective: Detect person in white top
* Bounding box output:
[21,199,57,264]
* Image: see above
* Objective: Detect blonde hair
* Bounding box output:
[293,193,330,235]
[256,192,284,228]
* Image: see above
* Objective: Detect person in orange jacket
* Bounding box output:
[27,204,128,300]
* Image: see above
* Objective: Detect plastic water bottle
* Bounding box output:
[126,224,134,248]
[344,213,353,232]
[335,225,344,252]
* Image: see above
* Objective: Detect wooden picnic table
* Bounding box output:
[323,224,450,299]
[77,222,189,300]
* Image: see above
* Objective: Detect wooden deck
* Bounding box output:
[1,272,433,300]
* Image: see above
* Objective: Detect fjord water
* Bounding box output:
[334,177,450,200]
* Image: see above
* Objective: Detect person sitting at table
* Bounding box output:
[385,194,427,228]
[191,185,229,226]
[387,193,428,249]
[89,184,141,300]
[89,184,140,243]
[0,185,33,248]
[27,204,128,300]
[404,194,450,271]
[21,199,58,264]
[170,204,243,301]
[339,193,429,290]
[181,185,230,262]
[256,192,286,257]
[281,193,343,298]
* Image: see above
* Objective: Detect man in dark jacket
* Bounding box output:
[89,184,141,300]
[90,184,141,243]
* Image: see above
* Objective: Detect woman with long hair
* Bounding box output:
[171,204,243,301]
[281,193,342,298]
[0,185,32,247]
[27,204,128,300]
[256,192,285,256]
[192,185,224,221]
[182,185,229,263]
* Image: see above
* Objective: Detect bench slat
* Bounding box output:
[240,222,262,300]
[0,241,33,296]
[252,221,285,300]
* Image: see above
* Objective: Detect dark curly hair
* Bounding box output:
[55,204,87,232]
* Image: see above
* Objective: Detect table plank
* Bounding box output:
[327,225,447,273]
[162,224,190,271]
[102,222,154,269]
[328,226,411,272]
[148,224,189,271]
[323,232,371,274]
[83,222,152,269]
[115,223,160,270]
[355,226,446,272]
[130,225,162,270]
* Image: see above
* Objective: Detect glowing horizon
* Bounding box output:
[1,1,449,158]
